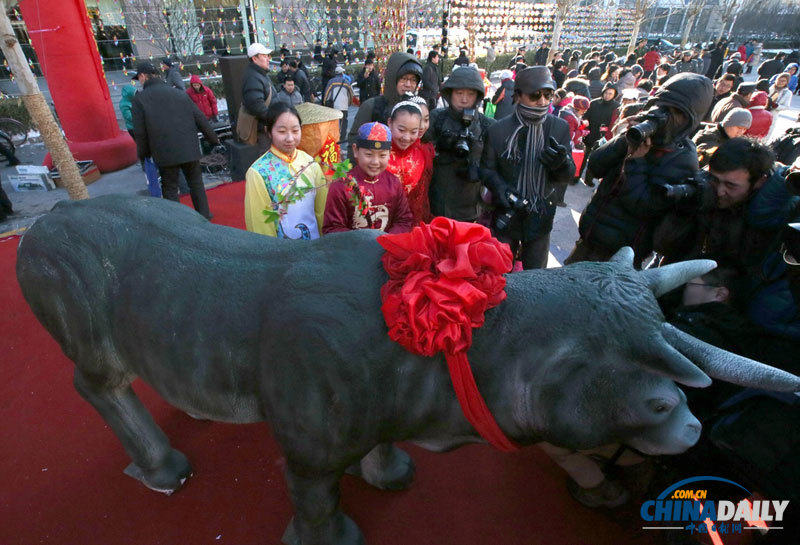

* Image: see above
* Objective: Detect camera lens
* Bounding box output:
[454,139,470,158]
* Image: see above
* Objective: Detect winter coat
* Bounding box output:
[356,67,380,104]
[165,67,185,90]
[559,106,588,149]
[768,65,798,92]
[323,76,354,111]
[534,47,549,66]
[420,60,440,105]
[616,65,643,91]
[692,124,729,168]
[768,85,793,112]
[241,62,277,131]
[186,75,218,119]
[481,112,575,241]
[758,58,786,80]
[709,93,749,123]
[563,77,591,98]
[119,84,136,130]
[583,83,619,146]
[348,52,422,146]
[427,67,494,222]
[706,47,725,78]
[453,53,469,67]
[675,59,698,74]
[587,68,604,99]
[275,88,304,107]
[643,50,661,72]
[746,92,773,139]
[491,78,515,120]
[131,77,219,167]
[291,69,311,102]
[578,73,712,260]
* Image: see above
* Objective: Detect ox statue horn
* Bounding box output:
[662,323,800,392]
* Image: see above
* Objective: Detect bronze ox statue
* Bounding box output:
[16,195,800,545]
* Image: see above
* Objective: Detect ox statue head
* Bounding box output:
[493,247,800,456]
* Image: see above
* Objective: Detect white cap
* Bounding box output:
[621,88,639,100]
[335,66,345,74]
[247,43,271,58]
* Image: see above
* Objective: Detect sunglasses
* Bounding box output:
[528,89,554,101]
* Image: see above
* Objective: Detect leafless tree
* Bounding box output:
[627,0,659,56]
[680,0,707,48]
[271,0,328,50]
[122,0,204,58]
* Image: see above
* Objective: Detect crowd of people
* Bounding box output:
[119,35,799,513]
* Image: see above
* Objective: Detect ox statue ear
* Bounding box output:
[609,246,635,266]
[640,259,718,297]
[662,323,800,392]
[642,334,712,388]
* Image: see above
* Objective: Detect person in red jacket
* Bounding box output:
[643,46,661,76]
[745,91,773,140]
[186,75,218,121]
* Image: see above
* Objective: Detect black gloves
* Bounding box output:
[539,136,568,170]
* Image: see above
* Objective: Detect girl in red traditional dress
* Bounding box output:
[386,100,433,224]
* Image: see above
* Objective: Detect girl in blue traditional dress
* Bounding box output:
[244,102,327,239]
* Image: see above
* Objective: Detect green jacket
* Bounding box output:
[119,85,136,130]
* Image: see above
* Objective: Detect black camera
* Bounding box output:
[495,190,534,231]
[659,171,709,203]
[626,107,670,146]
[452,108,476,158]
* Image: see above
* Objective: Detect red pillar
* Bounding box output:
[19,0,136,172]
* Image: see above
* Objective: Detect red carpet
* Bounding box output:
[0,182,657,545]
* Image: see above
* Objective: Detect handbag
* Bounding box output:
[236,86,273,146]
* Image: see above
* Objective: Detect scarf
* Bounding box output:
[503,103,549,212]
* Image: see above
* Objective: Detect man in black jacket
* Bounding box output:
[427,66,494,222]
[288,60,310,102]
[420,51,441,110]
[321,50,338,93]
[241,43,276,150]
[356,59,380,104]
[565,73,713,265]
[131,62,221,220]
[481,66,575,269]
[757,52,786,81]
[348,52,422,147]
[533,42,549,66]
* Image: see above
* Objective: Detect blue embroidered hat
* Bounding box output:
[356,122,392,150]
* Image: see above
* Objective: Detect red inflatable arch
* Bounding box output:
[20,0,136,172]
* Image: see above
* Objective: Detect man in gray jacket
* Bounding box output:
[161,57,185,90]
[132,62,220,219]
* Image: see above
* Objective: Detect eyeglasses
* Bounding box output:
[529,89,554,101]
[398,75,419,85]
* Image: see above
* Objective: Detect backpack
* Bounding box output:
[770,126,800,165]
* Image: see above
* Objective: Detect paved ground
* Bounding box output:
[2,74,798,264]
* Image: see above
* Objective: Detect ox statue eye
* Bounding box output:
[647,398,675,415]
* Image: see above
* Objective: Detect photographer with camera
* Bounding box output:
[480,67,575,269]
[427,66,495,222]
[655,140,800,340]
[564,73,713,266]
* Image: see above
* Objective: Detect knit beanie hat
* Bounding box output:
[722,108,752,129]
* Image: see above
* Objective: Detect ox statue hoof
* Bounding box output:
[123,448,192,495]
[346,444,415,491]
[281,512,366,545]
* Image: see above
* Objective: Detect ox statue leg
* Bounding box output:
[281,466,365,545]
[345,443,415,491]
[73,368,192,494]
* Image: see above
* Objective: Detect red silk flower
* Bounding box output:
[377,218,519,451]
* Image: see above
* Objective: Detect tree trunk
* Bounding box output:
[628,17,644,56]
[0,2,88,200]
[549,9,565,65]
[680,14,696,48]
